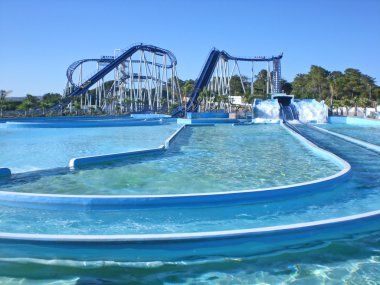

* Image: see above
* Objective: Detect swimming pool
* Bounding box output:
[0,117,379,283]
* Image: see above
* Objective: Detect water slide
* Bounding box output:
[280,104,299,121]
[172,49,282,117]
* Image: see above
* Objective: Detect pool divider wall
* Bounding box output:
[4,118,164,128]
[329,116,380,126]
[69,147,166,169]
[131,114,171,119]
[0,115,132,123]
[311,125,380,154]
[177,118,240,125]
[0,210,379,263]
[69,125,186,169]
[0,168,11,178]
[280,122,351,170]
[164,125,186,149]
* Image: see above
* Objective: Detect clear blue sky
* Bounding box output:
[0,0,379,97]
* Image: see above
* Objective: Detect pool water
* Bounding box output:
[0,122,380,283]
[0,125,341,195]
[0,125,378,236]
[0,232,379,284]
[319,123,380,146]
[0,124,180,173]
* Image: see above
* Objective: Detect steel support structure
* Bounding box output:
[201,52,282,112]
[64,44,182,114]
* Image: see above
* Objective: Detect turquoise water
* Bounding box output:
[0,234,380,284]
[0,125,341,195]
[0,126,379,235]
[319,123,380,145]
[0,124,180,173]
[0,123,380,283]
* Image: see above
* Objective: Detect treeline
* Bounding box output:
[0,93,61,117]
[291,66,379,109]
[177,65,380,109]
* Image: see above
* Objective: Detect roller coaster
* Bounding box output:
[64,44,181,114]
[63,44,282,117]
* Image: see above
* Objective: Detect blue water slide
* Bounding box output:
[186,49,221,112]
[172,49,283,117]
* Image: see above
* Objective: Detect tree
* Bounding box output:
[39,100,50,115]
[280,79,292,94]
[342,97,351,116]
[343,69,365,99]
[306,65,330,101]
[291,74,308,98]
[182,80,195,97]
[42,93,61,106]
[73,99,82,115]
[328,71,344,107]
[17,94,39,116]
[243,91,254,105]
[40,93,62,115]
[229,75,244,96]
[358,97,369,117]
[0,90,12,117]
[253,69,268,98]
[198,87,212,111]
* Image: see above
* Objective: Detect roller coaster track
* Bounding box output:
[172,48,282,117]
[67,59,176,88]
[66,44,177,98]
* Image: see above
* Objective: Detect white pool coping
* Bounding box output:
[0,209,378,242]
[68,125,186,168]
[312,125,380,154]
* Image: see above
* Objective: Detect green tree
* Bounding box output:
[253,69,268,99]
[327,71,344,107]
[39,93,62,115]
[343,69,365,99]
[280,79,292,94]
[306,65,330,101]
[182,80,195,97]
[0,90,12,117]
[243,91,254,105]
[342,97,351,116]
[291,74,308,99]
[17,94,39,116]
[42,93,62,106]
[198,87,212,111]
[358,97,369,116]
[39,100,50,115]
[229,75,244,96]
[73,99,82,115]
